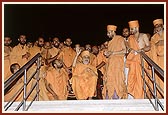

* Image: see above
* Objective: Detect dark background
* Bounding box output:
[4,4,164,47]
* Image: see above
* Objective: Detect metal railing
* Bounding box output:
[4,53,41,111]
[140,51,164,111]
[4,51,164,111]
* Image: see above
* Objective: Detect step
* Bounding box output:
[3,99,165,112]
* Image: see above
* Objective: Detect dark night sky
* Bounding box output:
[4,4,164,47]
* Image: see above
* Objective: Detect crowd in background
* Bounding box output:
[4,18,164,101]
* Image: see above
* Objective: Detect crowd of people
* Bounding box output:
[4,18,164,101]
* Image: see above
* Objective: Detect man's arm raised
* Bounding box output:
[72,49,81,67]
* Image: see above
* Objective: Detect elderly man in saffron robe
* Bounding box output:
[150,19,164,98]
[71,50,98,100]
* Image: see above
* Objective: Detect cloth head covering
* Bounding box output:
[153,19,163,26]
[107,25,117,31]
[81,50,90,57]
[128,20,139,28]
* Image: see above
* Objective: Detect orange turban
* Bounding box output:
[153,19,163,26]
[81,50,90,57]
[107,25,117,31]
[128,20,139,28]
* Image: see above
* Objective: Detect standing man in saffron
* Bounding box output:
[10,35,30,67]
[150,19,164,98]
[4,36,13,81]
[126,20,150,99]
[103,25,127,99]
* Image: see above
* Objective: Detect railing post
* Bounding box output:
[152,66,159,111]
[23,69,27,111]
[36,56,41,101]
[141,54,146,99]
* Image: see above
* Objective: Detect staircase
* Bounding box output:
[4,99,165,112]
[3,53,165,113]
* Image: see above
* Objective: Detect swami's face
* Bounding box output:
[82,56,90,65]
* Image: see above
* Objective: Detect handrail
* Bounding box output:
[140,51,164,80]
[4,53,41,111]
[4,53,41,94]
[4,68,38,111]
[140,51,164,111]
[4,51,164,111]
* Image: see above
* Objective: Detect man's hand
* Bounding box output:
[130,49,138,55]
[136,49,143,53]
[76,48,81,56]
[104,50,112,58]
